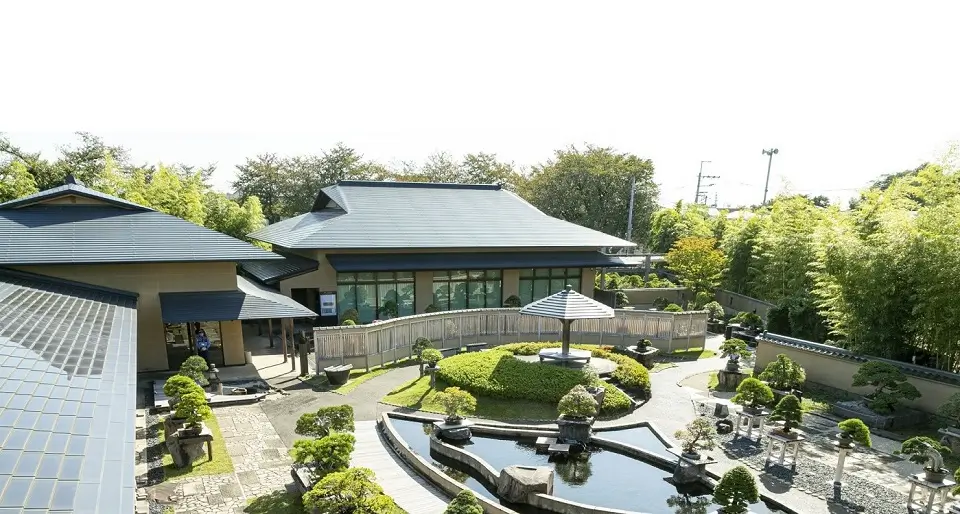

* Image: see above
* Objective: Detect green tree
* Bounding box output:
[769,394,803,433]
[179,356,210,386]
[0,160,39,202]
[712,466,759,514]
[434,387,477,423]
[233,154,286,224]
[665,237,725,293]
[524,145,658,244]
[444,490,483,514]
[852,361,921,414]
[303,467,401,514]
[757,354,806,391]
[720,214,764,296]
[295,405,355,438]
[557,385,598,418]
[290,433,356,479]
[648,201,713,253]
[731,378,774,411]
[838,418,872,447]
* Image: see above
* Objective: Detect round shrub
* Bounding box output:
[703,301,725,321]
[434,387,477,422]
[420,348,443,367]
[180,355,210,386]
[445,490,482,514]
[663,303,684,312]
[341,319,356,326]
[713,465,759,514]
[340,308,359,324]
[653,297,670,310]
[558,385,598,418]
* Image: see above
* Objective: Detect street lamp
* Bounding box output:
[761,148,779,205]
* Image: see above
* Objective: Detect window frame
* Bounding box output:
[432,269,503,311]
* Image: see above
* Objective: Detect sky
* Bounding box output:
[4,1,960,208]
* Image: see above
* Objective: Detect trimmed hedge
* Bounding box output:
[496,342,651,395]
[435,350,632,413]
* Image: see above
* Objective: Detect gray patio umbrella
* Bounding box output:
[519,285,615,356]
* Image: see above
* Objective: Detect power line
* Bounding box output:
[694,160,719,205]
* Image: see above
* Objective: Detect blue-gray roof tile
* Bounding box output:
[159,276,317,323]
[250,180,636,250]
[239,253,319,284]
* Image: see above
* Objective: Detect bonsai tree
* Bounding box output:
[635,339,653,350]
[340,308,359,324]
[163,374,205,404]
[837,418,872,447]
[898,436,951,474]
[731,378,774,413]
[434,387,477,424]
[173,390,212,428]
[719,338,751,364]
[712,465,759,514]
[653,297,670,310]
[290,432,356,479]
[180,355,210,386]
[615,290,630,308]
[731,312,764,332]
[758,354,806,391]
[557,385,599,419]
[663,303,684,312]
[295,405,355,438]
[937,392,960,429]
[341,319,356,326]
[703,301,725,321]
[694,291,713,310]
[444,489,483,514]
[503,295,522,308]
[851,361,921,414]
[768,394,803,435]
[666,494,711,514]
[420,348,443,369]
[673,417,717,458]
[304,467,399,514]
[412,337,432,356]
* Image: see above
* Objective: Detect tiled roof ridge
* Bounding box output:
[759,332,960,385]
[0,182,154,211]
[0,266,140,299]
[336,180,504,191]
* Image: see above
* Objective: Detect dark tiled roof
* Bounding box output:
[326,251,629,272]
[159,276,317,323]
[0,268,138,513]
[0,183,152,211]
[239,253,319,284]
[249,180,636,250]
[759,333,960,386]
[0,205,282,265]
[519,285,615,320]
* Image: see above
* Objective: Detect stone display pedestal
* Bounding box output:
[717,369,748,391]
[764,432,805,470]
[667,447,717,485]
[832,440,855,486]
[557,416,594,443]
[497,465,554,504]
[907,474,956,513]
[626,345,660,368]
[734,410,769,441]
[939,427,960,453]
[166,423,213,468]
[425,366,439,388]
[434,419,474,440]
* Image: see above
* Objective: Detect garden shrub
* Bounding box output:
[290,433,356,479]
[445,490,483,514]
[663,303,683,312]
[623,274,646,288]
[340,308,359,324]
[694,291,713,309]
[303,467,401,513]
[495,342,651,394]
[295,405,355,438]
[852,361,921,414]
[558,385,599,418]
[180,355,210,386]
[435,350,631,412]
[653,297,670,310]
[341,319,356,326]
[758,354,806,390]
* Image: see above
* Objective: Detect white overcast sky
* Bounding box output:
[4,1,959,208]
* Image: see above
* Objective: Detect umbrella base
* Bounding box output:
[538,348,592,366]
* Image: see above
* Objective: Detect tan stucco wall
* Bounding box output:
[15,262,242,371]
[580,268,595,298]
[502,270,520,300]
[220,321,245,366]
[754,340,960,414]
[415,271,433,312]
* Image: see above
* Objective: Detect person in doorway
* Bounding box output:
[195,326,211,365]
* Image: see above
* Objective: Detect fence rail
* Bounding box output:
[313,308,708,369]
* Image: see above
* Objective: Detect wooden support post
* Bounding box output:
[268,319,275,348]
[281,319,288,363]
[290,320,297,372]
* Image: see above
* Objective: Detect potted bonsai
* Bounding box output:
[413,337,432,375]
[174,390,212,436]
[837,418,872,448]
[851,361,921,414]
[163,374,205,409]
[674,417,717,460]
[732,378,774,415]
[295,405,355,438]
[898,436,951,483]
[768,394,803,438]
[704,301,726,333]
[434,387,477,425]
[420,348,443,388]
[290,432,355,480]
[758,354,806,399]
[180,355,210,387]
[719,338,751,372]
[557,385,599,443]
[445,490,483,514]
[503,295,522,308]
[712,465,759,514]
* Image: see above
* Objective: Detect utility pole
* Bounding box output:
[625,177,636,242]
[694,160,719,205]
[762,148,779,205]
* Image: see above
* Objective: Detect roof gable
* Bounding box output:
[0,181,153,211]
[250,181,635,250]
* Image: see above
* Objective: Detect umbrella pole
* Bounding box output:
[562,319,572,356]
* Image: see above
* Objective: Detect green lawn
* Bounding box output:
[300,358,415,395]
[671,347,716,360]
[382,376,562,420]
[159,413,234,479]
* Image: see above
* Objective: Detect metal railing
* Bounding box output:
[313,308,708,368]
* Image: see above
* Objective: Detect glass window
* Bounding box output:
[396,271,414,282]
[337,273,356,284]
[376,272,395,282]
[357,272,376,282]
[431,269,502,310]
[397,282,415,317]
[519,268,534,278]
[377,283,398,317]
[336,272,416,323]
[519,267,584,304]
[434,271,450,279]
[355,283,377,322]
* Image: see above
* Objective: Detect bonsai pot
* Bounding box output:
[444,416,463,425]
[681,449,701,460]
[180,424,203,437]
[925,467,948,483]
[771,429,799,440]
[837,433,854,449]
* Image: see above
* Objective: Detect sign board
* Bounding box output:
[319,292,337,317]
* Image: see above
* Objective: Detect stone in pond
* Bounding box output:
[497,465,554,504]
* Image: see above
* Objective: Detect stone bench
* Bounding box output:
[323,364,353,386]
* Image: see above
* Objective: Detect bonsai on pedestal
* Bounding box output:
[413,338,432,376]
[174,390,212,436]
[290,432,356,482]
[732,378,774,415]
[674,417,718,460]
[295,405,355,439]
[851,361,922,416]
[712,465,760,514]
[837,418,872,448]
[557,385,599,443]
[768,395,803,439]
[758,354,806,400]
[420,348,443,388]
[433,387,478,440]
[163,374,205,410]
[179,355,211,388]
[719,339,751,372]
[898,436,952,483]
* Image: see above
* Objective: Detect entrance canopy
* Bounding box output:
[159,276,317,323]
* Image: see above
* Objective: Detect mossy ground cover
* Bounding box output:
[159,413,234,479]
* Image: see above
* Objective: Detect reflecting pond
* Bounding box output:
[390,419,783,514]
